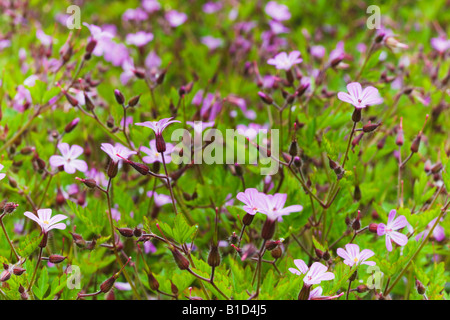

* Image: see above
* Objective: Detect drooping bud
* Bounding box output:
[75,177,97,189]
[12,267,26,276]
[369,223,378,233]
[363,122,381,133]
[0,269,11,282]
[71,232,86,248]
[116,154,149,176]
[352,211,361,231]
[258,92,273,105]
[352,108,362,122]
[49,255,66,264]
[117,227,134,238]
[84,93,95,111]
[64,92,79,107]
[410,134,421,153]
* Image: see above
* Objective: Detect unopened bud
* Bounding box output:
[207,244,221,267]
[271,246,282,259]
[114,89,125,105]
[363,122,381,133]
[322,251,331,261]
[357,284,369,293]
[12,267,26,276]
[128,95,141,107]
[352,108,362,122]
[65,118,80,133]
[170,247,190,270]
[258,92,273,105]
[289,140,299,157]
[369,223,378,233]
[49,255,66,264]
[416,279,426,295]
[410,134,422,153]
[75,177,97,189]
[261,218,276,240]
[147,271,159,291]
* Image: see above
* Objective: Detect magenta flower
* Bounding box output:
[264,1,291,21]
[0,164,5,181]
[49,143,88,174]
[83,23,114,57]
[201,36,223,50]
[336,244,376,267]
[377,209,409,252]
[236,188,265,216]
[140,140,174,164]
[24,209,67,234]
[165,10,187,27]
[337,82,383,109]
[126,31,154,47]
[142,0,161,13]
[267,51,302,70]
[122,8,148,21]
[147,191,173,207]
[289,260,335,285]
[101,143,137,164]
[259,193,303,222]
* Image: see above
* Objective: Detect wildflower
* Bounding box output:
[236,188,265,216]
[135,117,180,153]
[264,1,291,21]
[140,140,174,164]
[24,209,67,234]
[267,51,302,70]
[83,23,114,57]
[201,36,223,50]
[431,37,450,54]
[0,164,5,181]
[377,209,409,252]
[165,10,187,27]
[337,82,383,109]
[308,286,344,300]
[101,143,136,164]
[147,191,173,207]
[259,193,303,222]
[49,143,88,174]
[122,8,148,22]
[336,244,376,267]
[142,0,161,13]
[289,260,335,285]
[126,31,154,47]
[415,218,445,242]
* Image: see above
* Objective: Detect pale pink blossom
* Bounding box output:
[101,143,136,164]
[289,260,335,285]
[140,140,174,164]
[337,82,383,109]
[267,51,302,70]
[336,244,376,267]
[24,209,67,233]
[264,1,291,21]
[165,10,187,27]
[49,143,88,174]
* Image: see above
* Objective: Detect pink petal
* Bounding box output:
[390,231,408,247]
[346,82,362,100]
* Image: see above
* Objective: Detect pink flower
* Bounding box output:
[308,286,344,300]
[83,23,114,57]
[49,143,88,174]
[101,143,136,164]
[147,191,173,207]
[140,140,174,164]
[377,209,409,252]
[415,218,445,242]
[310,45,326,59]
[259,193,303,222]
[24,209,67,234]
[431,37,450,54]
[165,10,187,27]
[135,117,181,136]
[201,36,223,50]
[142,0,161,13]
[264,1,291,21]
[337,82,383,109]
[145,51,162,70]
[336,244,376,267]
[289,260,335,285]
[267,51,302,70]
[0,164,5,181]
[126,31,154,47]
[236,188,266,215]
[122,8,148,21]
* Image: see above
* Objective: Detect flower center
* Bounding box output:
[43,220,49,224]
[354,257,358,263]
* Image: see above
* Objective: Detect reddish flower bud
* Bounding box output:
[207,244,221,267]
[65,118,80,133]
[12,267,26,276]
[117,227,134,238]
[169,247,190,270]
[261,218,276,240]
[114,89,125,105]
[75,177,97,189]
[363,122,381,133]
[147,271,159,291]
[128,95,141,107]
[49,255,67,264]
[369,223,378,233]
[258,92,273,105]
[416,279,426,295]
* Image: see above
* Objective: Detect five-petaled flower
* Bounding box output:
[377,209,409,252]
[289,259,335,286]
[135,117,180,153]
[140,140,174,164]
[24,209,67,234]
[337,82,383,109]
[236,188,265,216]
[101,143,137,164]
[259,193,303,222]
[267,51,302,70]
[336,243,376,267]
[49,143,88,174]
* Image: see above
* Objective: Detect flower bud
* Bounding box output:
[84,93,95,111]
[64,92,79,107]
[114,89,125,105]
[207,244,221,267]
[3,202,19,214]
[170,280,178,295]
[117,227,134,238]
[315,248,324,259]
[75,177,97,189]
[128,95,141,107]
[133,227,142,238]
[415,279,426,295]
[86,38,97,55]
[357,284,368,293]
[49,255,66,264]
[369,223,378,233]
[100,275,116,293]
[293,156,302,168]
[228,232,238,245]
[363,122,381,133]
[71,232,86,248]
[0,270,11,282]
[271,246,282,259]
[169,246,190,270]
[19,284,28,300]
[322,251,331,261]
[288,139,299,157]
[410,134,422,153]
[354,185,362,201]
[12,267,26,276]
[430,162,443,174]
[258,92,273,105]
[147,271,159,291]
[64,118,80,133]
[265,240,279,251]
[298,283,312,300]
